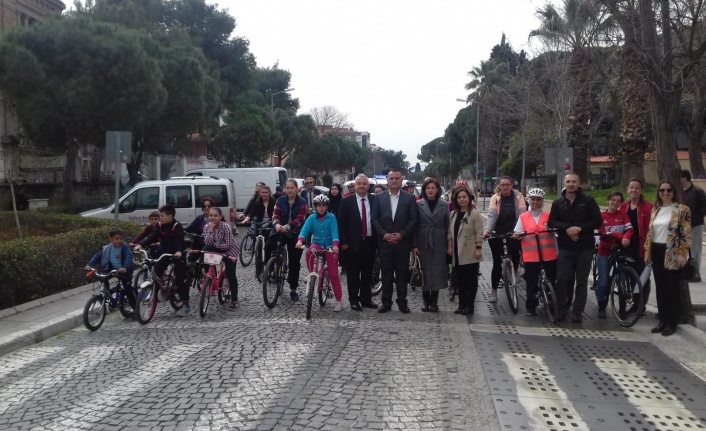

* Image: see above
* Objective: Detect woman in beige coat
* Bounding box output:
[644,179,691,336]
[447,187,485,315]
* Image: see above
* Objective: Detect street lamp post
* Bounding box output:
[270,88,295,166]
[271,88,295,120]
[457,98,481,206]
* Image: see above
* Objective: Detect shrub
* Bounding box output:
[0,213,141,309]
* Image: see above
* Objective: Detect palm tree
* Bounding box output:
[529,0,616,186]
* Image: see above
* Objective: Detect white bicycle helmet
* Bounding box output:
[312,194,330,205]
[527,188,546,198]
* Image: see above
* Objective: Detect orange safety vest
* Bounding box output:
[518,211,557,262]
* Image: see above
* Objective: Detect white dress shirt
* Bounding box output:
[389,190,400,221]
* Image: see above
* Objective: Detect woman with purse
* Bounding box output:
[413,177,450,312]
[644,179,691,336]
[447,186,484,315]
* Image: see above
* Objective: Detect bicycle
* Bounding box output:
[262,232,290,308]
[594,234,644,327]
[243,221,271,282]
[486,231,521,314]
[300,246,334,320]
[239,223,257,267]
[198,250,234,318]
[515,229,559,323]
[184,232,204,292]
[82,269,133,331]
[589,241,598,291]
[133,251,183,325]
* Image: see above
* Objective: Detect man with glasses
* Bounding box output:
[548,172,602,323]
[483,176,526,304]
[300,176,321,213]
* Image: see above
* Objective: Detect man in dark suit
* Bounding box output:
[371,170,419,313]
[300,176,321,213]
[339,174,378,311]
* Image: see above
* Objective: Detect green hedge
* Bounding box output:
[0,213,141,309]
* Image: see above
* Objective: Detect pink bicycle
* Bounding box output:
[198,250,236,318]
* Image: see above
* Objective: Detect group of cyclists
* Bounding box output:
[85,169,697,335]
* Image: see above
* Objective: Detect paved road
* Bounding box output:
[0,238,704,430]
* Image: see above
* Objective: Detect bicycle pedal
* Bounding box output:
[327,292,334,299]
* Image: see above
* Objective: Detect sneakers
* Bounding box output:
[525,309,536,316]
[176,305,191,317]
[570,312,583,323]
[597,308,607,319]
[228,301,239,311]
[290,291,299,301]
[489,289,498,303]
[333,301,343,312]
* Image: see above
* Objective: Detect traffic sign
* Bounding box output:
[477,169,485,174]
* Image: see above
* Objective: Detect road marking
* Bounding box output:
[0,346,123,415]
[0,346,64,379]
[502,352,590,430]
[54,344,206,429]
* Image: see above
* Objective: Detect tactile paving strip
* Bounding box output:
[475,332,706,429]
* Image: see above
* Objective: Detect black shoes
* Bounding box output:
[399,305,411,314]
[350,302,362,312]
[361,301,378,309]
[454,307,463,314]
[461,307,473,315]
[661,325,677,336]
[429,291,439,312]
[378,305,392,313]
[421,302,430,312]
[571,314,583,324]
[651,322,667,333]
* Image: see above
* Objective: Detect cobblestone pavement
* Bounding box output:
[0,241,705,430]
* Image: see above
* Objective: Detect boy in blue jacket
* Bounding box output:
[296,195,344,311]
[86,227,135,312]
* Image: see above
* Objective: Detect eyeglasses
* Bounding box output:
[305,182,313,185]
[658,188,673,193]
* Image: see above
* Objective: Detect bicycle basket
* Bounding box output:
[203,252,224,265]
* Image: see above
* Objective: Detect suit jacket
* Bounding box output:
[371,189,418,248]
[338,193,376,253]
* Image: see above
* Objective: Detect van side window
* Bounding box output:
[166,186,193,208]
[196,185,228,207]
[120,187,159,213]
[277,170,287,187]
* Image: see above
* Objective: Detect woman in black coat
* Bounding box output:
[328,183,343,217]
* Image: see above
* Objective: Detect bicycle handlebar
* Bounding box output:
[297,245,335,253]
[515,228,559,237]
[486,231,516,240]
[134,249,179,263]
[84,268,119,279]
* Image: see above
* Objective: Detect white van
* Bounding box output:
[184,167,288,212]
[81,176,237,227]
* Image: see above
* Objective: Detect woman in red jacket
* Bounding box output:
[619,178,653,316]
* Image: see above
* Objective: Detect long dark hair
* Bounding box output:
[452,187,473,211]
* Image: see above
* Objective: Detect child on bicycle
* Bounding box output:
[295,194,344,312]
[129,211,161,257]
[513,188,557,316]
[596,191,633,318]
[202,206,240,311]
[133,205,190,316]
[86,227,136,314]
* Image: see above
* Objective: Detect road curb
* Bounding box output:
[0,284,92,320]
[0,310,83,357]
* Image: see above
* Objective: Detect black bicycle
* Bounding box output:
[486,231,520,314]
[262,232,290,308]
[516,229,559,323]
[595,234,644,327]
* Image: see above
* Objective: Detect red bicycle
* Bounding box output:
[198,251,235,317]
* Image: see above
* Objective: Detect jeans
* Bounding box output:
[555,248,594,316]
[523,260,556,311]
[595,254,610,303]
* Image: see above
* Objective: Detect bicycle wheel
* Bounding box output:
[306,274,316,320]
[449,269,457,301]
[540,274,558,323]
[83,295,106,331]
[503,261,519,313]
[318,271,330,306]
[240,235,254,267]
[590,252,598,291]
[371,257,383,296]
[255,240,264,282]
[262,257,280,308]
[218,275,230,305]
[199,277,211,318]
[135,283,157,325]
[610,266,642,328]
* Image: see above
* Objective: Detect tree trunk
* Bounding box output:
[688,85,706,178]
[62,139,79,205]
[566,46,592,187]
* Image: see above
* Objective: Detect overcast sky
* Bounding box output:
[224,0,547,165]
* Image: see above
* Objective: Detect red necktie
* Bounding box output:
[361,198,367,236]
